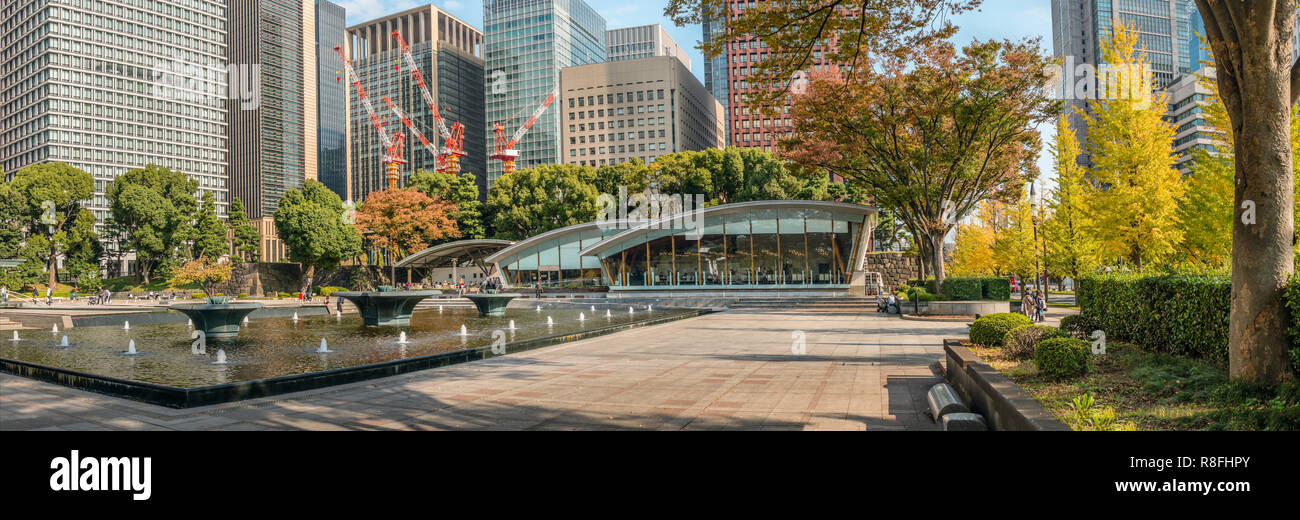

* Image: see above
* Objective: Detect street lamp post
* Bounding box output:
[1030,183,1041,296]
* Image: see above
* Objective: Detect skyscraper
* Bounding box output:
[1051,0,1194,150]
[316,0,350,202]
[226,0,317,221]
[1,0,230,226]
[346,4,486,202]
[701,15,729,143]
[606,25,690,70]
[708,0,834,152]
[483,0,606,190]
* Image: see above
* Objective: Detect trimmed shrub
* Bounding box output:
[895,284,911,294]
[943,277,983,301]
[894,291,908,302]
[191,292,206,299]
[1003,324,1066,360]
[1035,337,1090,379]
[907,278,939,294]
[277,291,291,298]
[907,287,938,302]
[317,286,345,298]
[238,292,249,298]
[969,312,1033,346]
[1058,314,1089,339]
[981,277,1011,301]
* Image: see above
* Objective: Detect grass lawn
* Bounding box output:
[967,340,1300,431]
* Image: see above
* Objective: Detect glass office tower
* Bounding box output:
[483,0,606,190]
[1,0,230,223]
[316,0,348,201]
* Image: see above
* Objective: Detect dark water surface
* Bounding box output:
[1,304,681,388]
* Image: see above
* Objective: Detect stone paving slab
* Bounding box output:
[0,308,969,431]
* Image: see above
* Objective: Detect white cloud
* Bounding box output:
[444,1,462,10]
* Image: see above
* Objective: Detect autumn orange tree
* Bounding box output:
[782,39,1054,291]
[354,188,460,283]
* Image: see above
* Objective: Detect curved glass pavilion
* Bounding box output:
[484,200,877,292]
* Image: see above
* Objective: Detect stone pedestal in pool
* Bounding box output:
[170,303,265,338]
[335,290,442,326]
[464,293,521,317]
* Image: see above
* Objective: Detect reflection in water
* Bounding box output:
[1,307,682,388]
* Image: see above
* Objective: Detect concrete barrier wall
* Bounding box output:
[942,339,1071,431]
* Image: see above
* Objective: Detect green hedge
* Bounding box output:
[981,277,1011,301]
[970,313,1033,346]
[907,278,939,294]
[907,287,938,301]
[942,278,983,301]
[1077,274,1231,363]
[316,286,346,298]
[1035,337,1090,379]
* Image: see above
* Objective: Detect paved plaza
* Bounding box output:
[0,308,970,431]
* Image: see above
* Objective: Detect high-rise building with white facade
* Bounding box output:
[345,4,485,202]
[559,56,723,167]
[1162,67,1214,172]
[1,0,231,224]
[483,0,606,190]
[605,24,689,70]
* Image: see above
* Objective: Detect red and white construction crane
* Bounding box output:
[390,31,467,176]
[334,44,405,190]
[491,87,558,177]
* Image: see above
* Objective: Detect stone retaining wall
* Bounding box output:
[863,251,917,290]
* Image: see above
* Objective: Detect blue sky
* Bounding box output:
[338,0,1055,184]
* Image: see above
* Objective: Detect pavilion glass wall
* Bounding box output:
[596,208,865,288]
[499,227,619,287]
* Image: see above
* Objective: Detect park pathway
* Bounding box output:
[0,308,969,431]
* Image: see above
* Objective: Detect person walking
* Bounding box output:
[1,284,7,303]
[45,286,53,306]
[1035,290,1047,323]
[1021,290,1033,319]
[336,294,344,315]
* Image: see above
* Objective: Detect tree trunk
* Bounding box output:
[46,254,56,289]
[1229,45,1294,382]
[929,230,946,294]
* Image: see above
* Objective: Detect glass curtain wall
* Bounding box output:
[594,208,865,288]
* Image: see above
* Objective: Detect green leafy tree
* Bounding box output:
[406,169,485,242]
[10,162,96,288]
[486,164,601,239]
[189,191,227,260]
[0,180,41,289]
[272,179,363,283]
[227,198,261,263]
[1080,22,1184,271]
[1043,115,1098,285]
[105,164,199,284]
